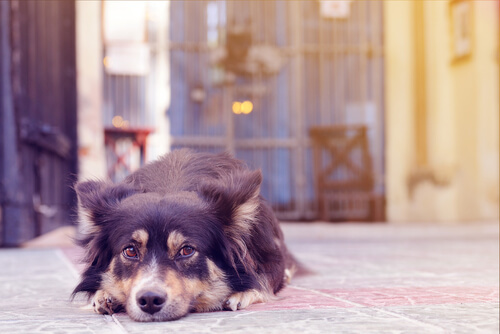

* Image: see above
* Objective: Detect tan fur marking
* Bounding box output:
[284,263,297,284]
[77,206,99,235]
[163,270,186,297]
[230,173,261,235]
[227,190,260,270]
[193,259,231,312]
[99,258,134,305]
[232,197,259,234]
[94,257,137,314]
[167,230,186,258]
[274,237,281,247]
[132,229,149,247]
[207,258,224,280]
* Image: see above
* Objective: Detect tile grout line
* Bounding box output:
[110,315,130,334]
[288,285,448,332]
[56,249,130,333]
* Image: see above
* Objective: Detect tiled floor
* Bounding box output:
[0,222,498,333]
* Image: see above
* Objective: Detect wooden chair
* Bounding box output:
[310,125,376,221]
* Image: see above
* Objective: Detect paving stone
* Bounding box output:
[0,249,123,333]
[113,308,433,334]
[0,222,498,333]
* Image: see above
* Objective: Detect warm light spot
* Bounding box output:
[232,100,253,115]
[232,101,242,114]
[112,115,124,128]
[241,100,253,114]
[103,57,109,67]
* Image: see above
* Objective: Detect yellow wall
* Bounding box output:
[385,0,499,222]
[76,1,107,180]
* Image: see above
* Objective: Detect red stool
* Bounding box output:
[104,127,153,181]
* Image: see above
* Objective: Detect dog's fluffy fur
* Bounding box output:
[73,149,297,321]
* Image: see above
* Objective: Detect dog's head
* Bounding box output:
[73,170,263,321]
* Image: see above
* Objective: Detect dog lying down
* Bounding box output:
[73,149,298,322]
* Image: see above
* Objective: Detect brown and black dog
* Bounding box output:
[73,149,297,321]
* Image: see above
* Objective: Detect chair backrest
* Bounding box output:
[309,125,375,221]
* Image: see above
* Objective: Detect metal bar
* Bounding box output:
[319,3,326,125]
[169,41,384,56]
[0,0,16,246]
[172,136,300,148]
[290,1,306,219]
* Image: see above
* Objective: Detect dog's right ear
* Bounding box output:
[75,180,137,234]
[72,181,137,298]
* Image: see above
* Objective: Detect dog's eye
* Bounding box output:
[123,246,138,259]
[179,246,195,258]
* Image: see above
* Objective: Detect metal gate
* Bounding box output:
[0,0,78,246]
[169,1,385,221]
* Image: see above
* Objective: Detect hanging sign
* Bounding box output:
[320,1,352,19]
[104,44,150,76]
[102,1,149,75]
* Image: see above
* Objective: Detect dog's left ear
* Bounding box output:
[199,169,262,271]
[200,169,262,227]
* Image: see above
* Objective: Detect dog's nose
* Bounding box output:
[136,290,167,315]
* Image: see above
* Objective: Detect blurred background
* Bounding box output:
[0,0,498,246]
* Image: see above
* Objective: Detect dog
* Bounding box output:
[72,149,298,321]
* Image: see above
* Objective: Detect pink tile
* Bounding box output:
[321,286,499,307]
[247,286,354,311]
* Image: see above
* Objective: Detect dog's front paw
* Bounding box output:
[92,290,118,315]
[223,289,267,311]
